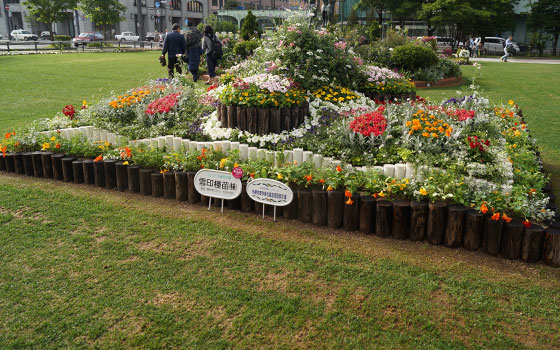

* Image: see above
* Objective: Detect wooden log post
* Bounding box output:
[501,220,524,260]
[41,152,53,178]
[375,200,393,237]
[103,160,117,190]
[0,154,5,171]
[257,108,270,135]
[227,196,241,211]
[521,224,545,263]
[61,157,76,182]
[139,169,153,196]
[463,210,484,251]
[392,200,411,240]
[175,171,188,201]
[93,161,106,188]
[115,162,128,192]
[409,201,428,242]
[227,105,237,129]
[82,160,94,185]
[482,217,504,256]
[13,153,25,174]
[31,152,43,177]
[254,200,263,214]
[220,103,228,127]
[163,171,176,199]
[290,107,299,129]
[427,201,447,245]
[359,196,376,234]
[51,154,65,180]
[187,171,200,204]
[23,152,34,176]
[298,105,306,126]
[343,193,360,231]
[216,102,222,124]
[327,190,344,228]
[297,189,313,223]
[247,108,258,134]
[5,153,15,172]
[237,107,247,132]
[127,165,141,193]
[270,108,281,135]
[281,107,291,132]
[151,172,164,198]
[241,182,254,212]
[444,205,467,248]
[201,195,209,206]
[543,228,560,267]
[71,160,84,184]
[282,185,297,219]
[312,189,327,226]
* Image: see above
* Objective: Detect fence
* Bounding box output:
[0,40,161,53]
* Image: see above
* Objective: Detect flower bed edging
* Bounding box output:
[2,154,560,267]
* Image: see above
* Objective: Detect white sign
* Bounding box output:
[194,169,242,200]
[246,179,293,207]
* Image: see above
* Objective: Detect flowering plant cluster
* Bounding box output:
[312,85,358,104]
[145,92,182,115]
[349,106,387,137]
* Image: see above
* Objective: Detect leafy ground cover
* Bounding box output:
[417,62,560,196]
[1,174,559,349]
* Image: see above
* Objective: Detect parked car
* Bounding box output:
[146,32,155,41]
[483,37,520,55]
[115,32,139,41]
[10,29,38,41]
[0,33,3,40]
[73,32,104,47]
[40,31,52,40]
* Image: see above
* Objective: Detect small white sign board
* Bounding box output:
[246,178,293,206]
[194,170,242,211]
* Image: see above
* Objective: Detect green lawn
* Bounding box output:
[0,51,164,129]
[1,53,560,349]
[1,175,559,349]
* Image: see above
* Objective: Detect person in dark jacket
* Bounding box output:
[202,25,219,85]
[184,22,203,82]
[161,23,187,78]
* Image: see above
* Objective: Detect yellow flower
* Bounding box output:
[42,143,50,150]
[277,173,283,180]
[123,161,129,165]
[508,100,514,105]
[104,141,110,147]
[378,191,385,197]
[233,162,238,167]
[419,188,428,196]
[327,185,333,191]
[49,136,56,141]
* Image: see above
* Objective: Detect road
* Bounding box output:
[471,57,560,64]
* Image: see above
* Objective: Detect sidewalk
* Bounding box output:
[471,57,560,64]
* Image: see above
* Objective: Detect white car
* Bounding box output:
[483,37,520,55]
[115,32,139,41]
[10,29,38,41]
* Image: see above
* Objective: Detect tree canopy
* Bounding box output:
[22,0,78,40]
[79,0,126,39]
[528,0,560,55]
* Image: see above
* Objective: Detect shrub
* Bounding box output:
[437,58,461,78]
[198,15,238,34]
[233,40,259,58]
[54,35,71,42]
[391,43,438,72]
[241,11,261,40]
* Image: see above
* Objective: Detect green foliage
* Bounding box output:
[241,11,261,41]
[199,15,238,34]
[391,43,439,73]
[530,31,551,57]
[528,0,560,55]
[223,0,239,9]
[233,40,259,59]
[22,0,78,38]
[79,0,126,37]
[347,7,359,27]
[368,22,381,41]
[53,34,71,41]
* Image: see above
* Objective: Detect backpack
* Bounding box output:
[186,29,202,47]
[209,35,223,59]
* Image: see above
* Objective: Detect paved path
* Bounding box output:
[471,57,560,64]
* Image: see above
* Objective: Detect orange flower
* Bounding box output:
[4,133,11,139]
[14,141,19,147]
[125,147,132,158]
[94,155,103,162]
[345,190,352,198]
[55,143,61,149]
[502,213,512,223]
[346,197,353,205]
[327,185,333,191]
[305,175,313,182]
[480,203,488,214]
[249,172,255,178]
[336,165,342,172]
[491,213,500,221]
[11,131,15,136]
[319,179,325,184]
[1,146,6,157]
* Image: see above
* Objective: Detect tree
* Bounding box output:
[390,0,423,28]
[347,7,359,27]
[528,0,560,56]
[354,0,388,26]
[79,0,126,41]
[241,10,261,40]
[224,0,240,9]
[22,0,78,40]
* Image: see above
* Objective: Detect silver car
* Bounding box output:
[483,37,520,55]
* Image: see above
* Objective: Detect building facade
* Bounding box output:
[1,0,209,39]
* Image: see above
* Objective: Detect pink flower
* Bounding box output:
[334,41,347,50]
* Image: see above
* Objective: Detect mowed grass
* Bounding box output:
[1,175,559,349]
[417,62,560,195]
[0,51,164,129]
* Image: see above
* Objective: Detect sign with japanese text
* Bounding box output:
[246,179,293,207]
[194,169,242,200]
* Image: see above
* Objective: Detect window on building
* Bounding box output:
[187,1,203,12]
[133,0,146,6]
[212,0,218,6]
[6,0,21,3]
[170,0,182,10]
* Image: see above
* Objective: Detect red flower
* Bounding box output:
[491,213,500,221]
[63,105,76,120]
[349,110,387,137]
[55,143,61,149]
[345,190,352,198]
[305,175,313,182]
[206,84,218,92]
[522,220,531,228]
[336,165,342,172]
[4,133,10,139]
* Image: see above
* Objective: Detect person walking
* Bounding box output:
[202,25,221,85]
[501,35,513,62]
[161,23,187,78]
[184,22,203,82]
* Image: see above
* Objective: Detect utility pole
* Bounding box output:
[136,0,145,40]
